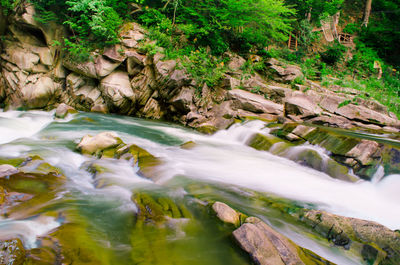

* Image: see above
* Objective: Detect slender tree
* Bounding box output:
[362,0,372,27]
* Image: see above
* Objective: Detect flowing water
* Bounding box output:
[0,110,399,264]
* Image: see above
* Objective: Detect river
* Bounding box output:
[0,110,399,264]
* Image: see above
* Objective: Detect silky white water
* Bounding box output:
[0,109,398,264]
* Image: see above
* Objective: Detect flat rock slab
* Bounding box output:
[233,217,304,265]
[228,89,283,115]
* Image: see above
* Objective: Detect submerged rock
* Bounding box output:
[0,238,26,265]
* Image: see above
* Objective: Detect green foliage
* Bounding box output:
[141,0,294,55]
[285,0,344,21]
[64,0,122,45]
[343,23,360,34]
[359,0,400,67]
[1,0,15,15]
[181,48,226,88]
[320,42,346,65]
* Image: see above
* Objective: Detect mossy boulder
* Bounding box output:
[300,209,400,265]
[196,125,218,135]
[248,133,284,151]
[117,144,161,179]
[77,132,124,157]
[0,238,26,265]
[132,193,191,226]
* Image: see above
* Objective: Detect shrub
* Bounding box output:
[320,42,346,65]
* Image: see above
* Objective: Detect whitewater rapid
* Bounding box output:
[0,109,399,264]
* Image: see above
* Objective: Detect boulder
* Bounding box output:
[20,76,59,108]
[0,238,26,265]
[284,93,322,119]
[63,57,97,79]
[103,44,127,63]
[55,103,77,118]
[233,217,305,265]
[212,202,241,226]
[227,55,246,71]
[266,58,303,83]
[301,209,400,264]
[95,56,121,78]
[169,86,195,113]
[100,71,134,112]
[0,164,19,178]
[346,140,380,166]
[66,73,103,110]
[77,132,123,156]
[228,89,283,115]
[2,45,40,72]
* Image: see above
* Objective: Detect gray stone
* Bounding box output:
[228,89,283,115]
[0,164,19,178]
[212,202,240,226]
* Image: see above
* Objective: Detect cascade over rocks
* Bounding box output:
[1,3,400,178]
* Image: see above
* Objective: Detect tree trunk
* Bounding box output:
[362,0,372,27]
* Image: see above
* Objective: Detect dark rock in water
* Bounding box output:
[300,209,400,265]
[0,238,26,265]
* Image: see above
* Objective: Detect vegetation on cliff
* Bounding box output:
[1,0,399,115]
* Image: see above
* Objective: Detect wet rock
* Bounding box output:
[212,202,241,226]
[0,238,26,265]
[346,140,380,166]
[180,141,196,150]
[133,193,190,225]
[301,209,400,264]
[248,133,283,151]
[55,103,77,118]
[77,132,123,156]
[228,89,283,115]
[91,104,108,114]
[291,125,316,139]
[116,144,161,179]
[0,164,19,178]
[233,217,325,265]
